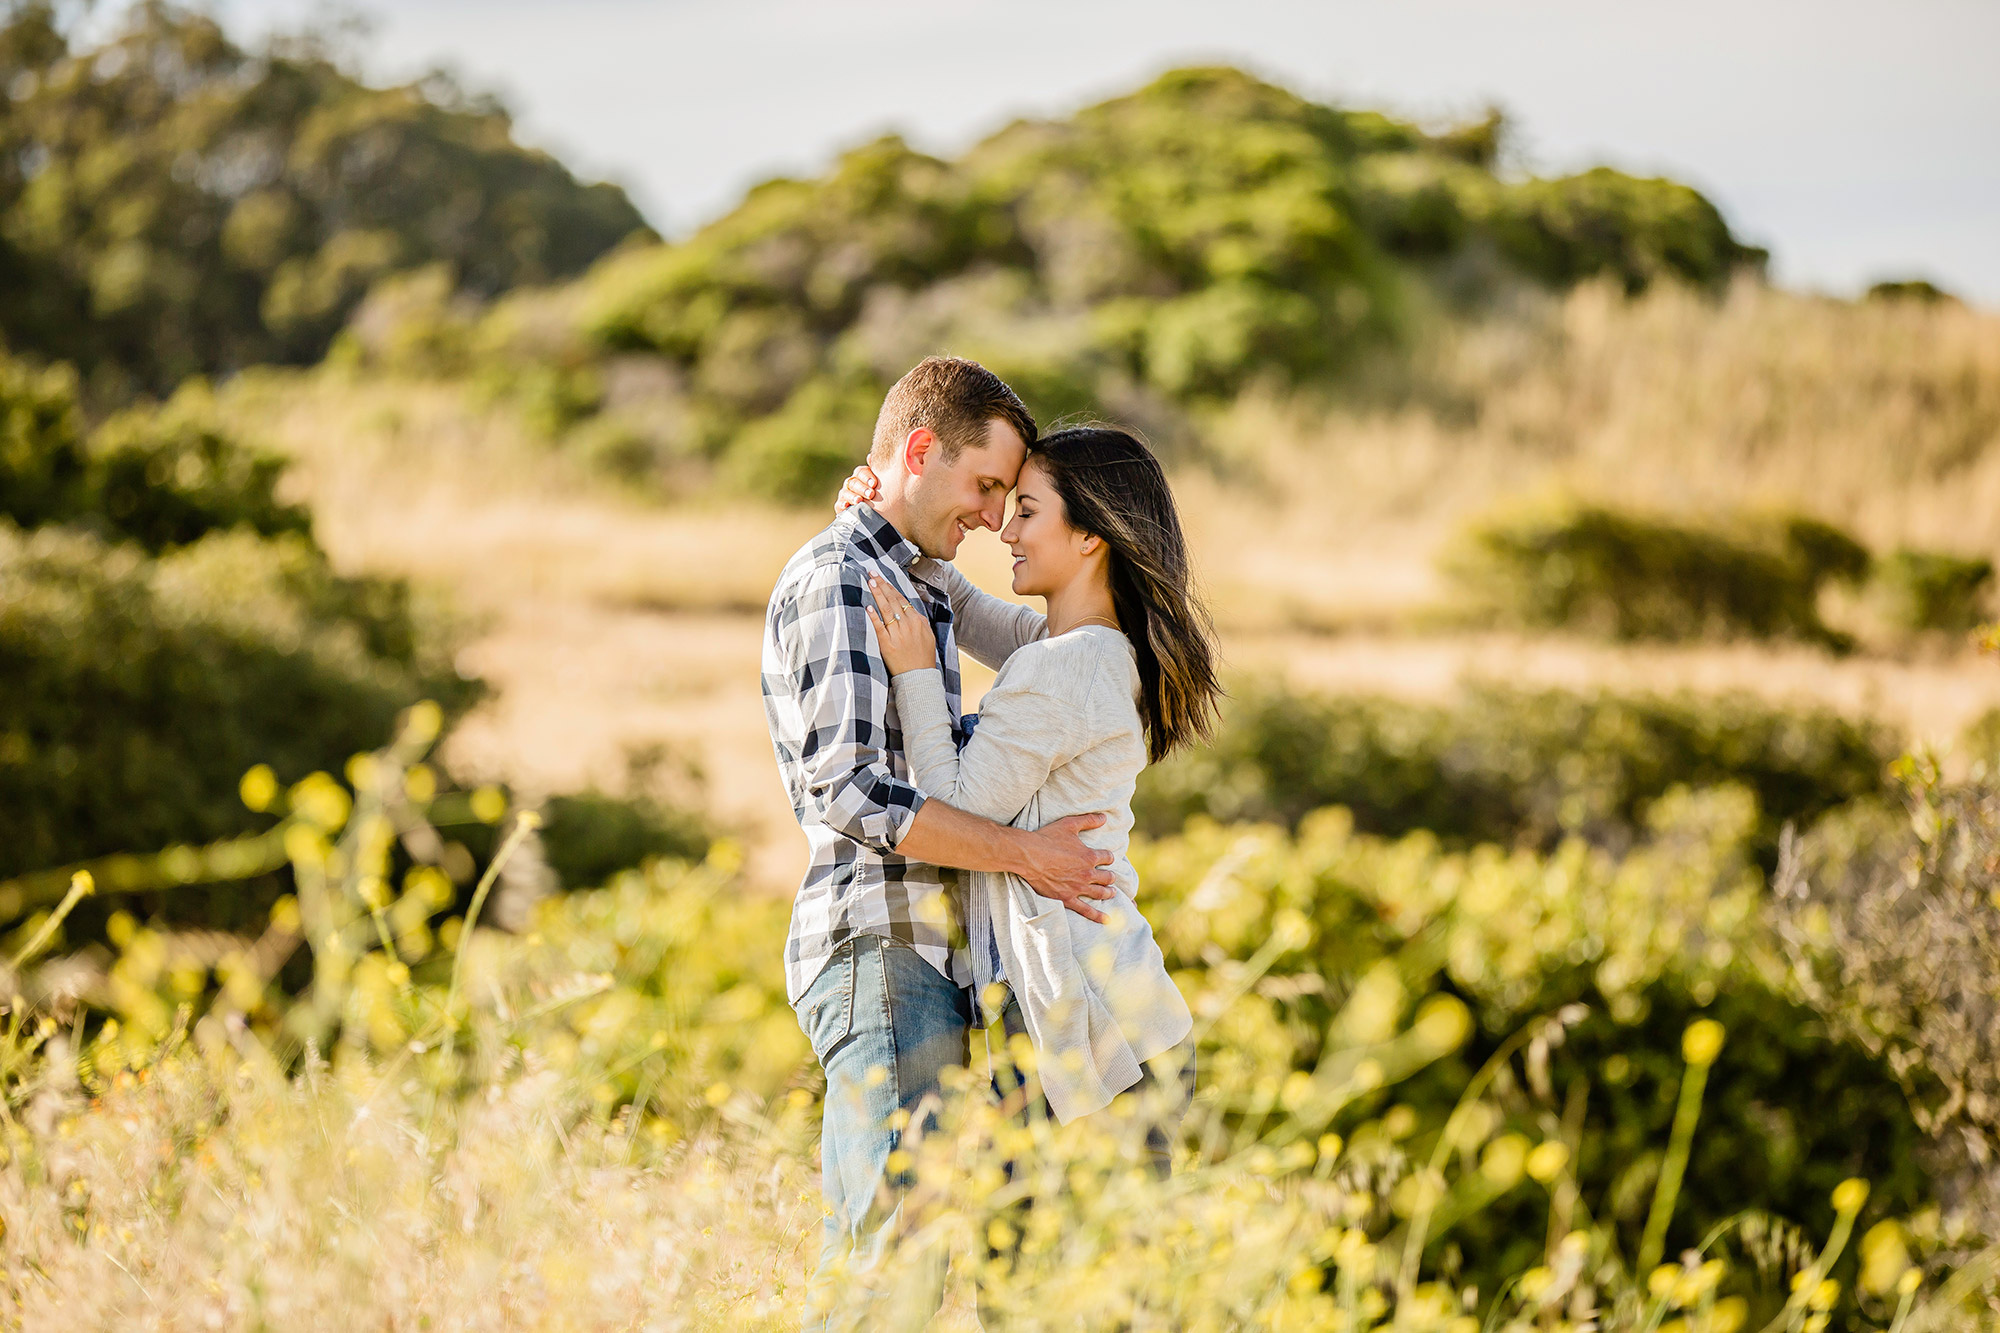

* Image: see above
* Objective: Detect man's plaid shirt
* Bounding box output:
[763,503,1043,1003]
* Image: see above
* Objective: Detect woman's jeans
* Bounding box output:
[794,934,972,1331]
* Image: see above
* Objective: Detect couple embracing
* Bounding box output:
[760,355,1220,1323]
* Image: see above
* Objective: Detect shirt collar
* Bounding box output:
[846,502,932,578]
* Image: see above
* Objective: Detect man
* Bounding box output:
[761,356,1114,1326]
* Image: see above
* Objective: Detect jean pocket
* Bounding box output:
[798,941,857,1064]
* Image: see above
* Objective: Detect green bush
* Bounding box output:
[1134,680,1894,864]
[1139,788,1929,1300]
[571,66,1759,501]
[2,361,308,551]
[1486,168,1763,293]
[724,374,883,502]
[0,348,479,918]
[1872,548,1995,633]
[0,523,476,889]
[538,790,709,890]
[1773,770,2000,1233]
[0,347,716,943]
[511,364,606,439]
[1867,278,1958,304]
[1441,499,1867,644]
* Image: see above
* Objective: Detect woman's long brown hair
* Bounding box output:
[1028,426,1221,762]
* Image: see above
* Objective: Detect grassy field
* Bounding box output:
[16,20,2000,1325]
[1,282,1995,1330]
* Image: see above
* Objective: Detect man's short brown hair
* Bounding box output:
[868,356,1036,466]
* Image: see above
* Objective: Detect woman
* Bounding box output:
[848,424,1221,1151]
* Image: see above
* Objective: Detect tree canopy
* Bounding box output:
[0,2,649,398]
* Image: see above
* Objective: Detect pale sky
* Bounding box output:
[207,0,2000,305]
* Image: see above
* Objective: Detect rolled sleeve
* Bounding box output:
[787,562,928,853]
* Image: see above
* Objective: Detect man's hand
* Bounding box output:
[1017,813,1117,924]
[894,805,1117,924]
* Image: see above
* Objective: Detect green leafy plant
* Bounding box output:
[1440,499,1870,645]
[1134,680,1893,865]
[1872,548,1995,633]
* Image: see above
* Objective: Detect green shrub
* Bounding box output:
[0,523,476,889]
[0,349,479,915]
[538,790,709,889]
[1867,278,1957,304]
[1872,548,1995,633]
[1441,499,1866,644]
[0,357,90,529]
[565,414,662,484]
[1773,770,2000,1232]
[1134,680,1894,863]
[510,364,606,440]
[1486,168,1764,293]
[1140,788,1929,1298]
[725,375,881,502]
[570,66,1758,502]
[1,361,308,551]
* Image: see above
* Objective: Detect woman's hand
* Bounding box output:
[865,572,937,676]
[834,464,881,515]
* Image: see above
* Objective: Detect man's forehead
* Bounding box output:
[963,421,1029,484]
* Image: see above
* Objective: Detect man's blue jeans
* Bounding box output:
[794,934,973,1330]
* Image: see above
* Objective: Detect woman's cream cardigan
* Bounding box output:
[891,624,1192,1124]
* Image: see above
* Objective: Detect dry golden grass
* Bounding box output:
[1194,279,2000,628]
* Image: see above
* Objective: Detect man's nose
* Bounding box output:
[979,499,1005,530]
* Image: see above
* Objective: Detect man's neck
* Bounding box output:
[868,492,942,565]
[870,492,914,541]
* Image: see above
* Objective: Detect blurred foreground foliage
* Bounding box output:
[1135,679,1893,867]
[0,2,647,399]
[1444,498,1995,646]
[334,67,1762,501]
[1,728,1991,1326]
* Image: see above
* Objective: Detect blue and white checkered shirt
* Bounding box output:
[762,503,1043,1003]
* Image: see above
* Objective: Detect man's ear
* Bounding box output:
[902,427,936,476]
